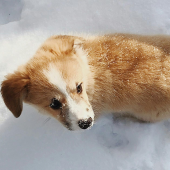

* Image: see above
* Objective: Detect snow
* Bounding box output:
[1,0,170,169]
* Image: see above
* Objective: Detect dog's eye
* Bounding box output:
[50,98,62,110]
[77,83,82,94]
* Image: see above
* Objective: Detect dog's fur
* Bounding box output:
[2,33,170,130]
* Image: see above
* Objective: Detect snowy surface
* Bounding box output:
[1,0,170,169]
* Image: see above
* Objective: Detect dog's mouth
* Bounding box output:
[62,105,94,131]
[64,121,73,130]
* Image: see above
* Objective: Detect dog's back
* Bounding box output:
[83,34,170,122]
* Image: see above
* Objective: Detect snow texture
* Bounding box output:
[1,0,170,169]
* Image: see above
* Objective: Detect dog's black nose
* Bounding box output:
[78,117,93,129]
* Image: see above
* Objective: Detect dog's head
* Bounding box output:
[1,35,94,130]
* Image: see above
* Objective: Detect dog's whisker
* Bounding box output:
[42,117,51,125]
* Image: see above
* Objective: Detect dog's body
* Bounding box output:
[2,33,170,130]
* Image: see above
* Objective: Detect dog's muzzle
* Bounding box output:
[78,117,93,129]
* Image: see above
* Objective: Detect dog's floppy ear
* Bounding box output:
[73,39,83,48]
[1,71,30,118]
[73,38,88,64]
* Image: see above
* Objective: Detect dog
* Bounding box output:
[1,33,170,130]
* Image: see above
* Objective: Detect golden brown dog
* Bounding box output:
[1,33,170,130]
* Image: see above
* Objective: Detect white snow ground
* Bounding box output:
[1,0,170,169]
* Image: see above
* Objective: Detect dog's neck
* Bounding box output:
[83,37,118,117]
[84,35,134,117]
